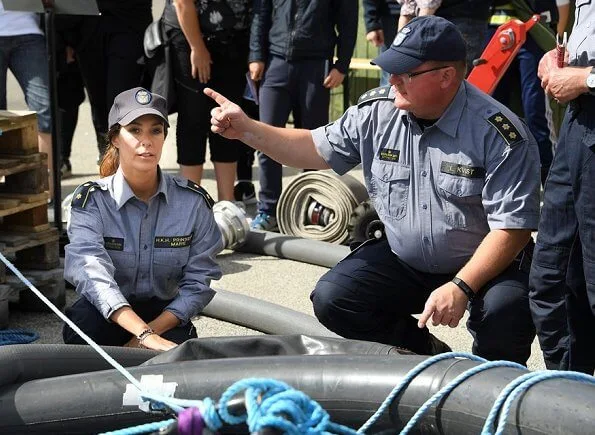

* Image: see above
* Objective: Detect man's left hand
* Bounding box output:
[418,282,469,329]
[539,49,590,104]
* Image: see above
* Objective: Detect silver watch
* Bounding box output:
[587,67,595,95]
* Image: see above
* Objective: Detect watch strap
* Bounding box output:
[452,277,476,301]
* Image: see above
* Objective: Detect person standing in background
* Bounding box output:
[162,0,251,201]
[0,1,54,194]
[529,1,595,374]
[247,0,358,231]
[364,0,401,86]
[75,0,152,162]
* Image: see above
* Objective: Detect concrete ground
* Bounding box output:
[3,2,546,370]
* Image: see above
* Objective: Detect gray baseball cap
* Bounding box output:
[108,87,169,129]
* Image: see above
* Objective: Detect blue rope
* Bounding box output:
[202,378,358,434]
[358,352,486,433]
[399,360,527,434]
[482,370,595,435]
[0,328,39,345]
[99,418,175,435]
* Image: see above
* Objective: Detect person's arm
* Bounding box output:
[248,0,272,81]
[205,88,330,169]
[418,229,531,328]
[364,0,384,47]
[325,0,359,89]
[163,198,223,328]
[173,0,211,83]
[417,0,441,16]
[556,0,570,37]
[538,49,592,104]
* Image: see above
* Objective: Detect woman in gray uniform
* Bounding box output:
[63,87,223,351]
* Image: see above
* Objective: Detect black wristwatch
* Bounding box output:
[452,277,476,301]
[587,67,595,96]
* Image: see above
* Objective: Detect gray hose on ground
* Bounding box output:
[235,230,350,268]
[202,288,340,338]
[276,170,369,244]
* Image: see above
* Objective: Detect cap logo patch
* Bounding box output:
[393,26,411,47]
[135,89,152,105]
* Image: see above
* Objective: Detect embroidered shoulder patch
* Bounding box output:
[487,112,523,146]
[357,86,393,106]
[71,182,101,209]
[181,180,215,209]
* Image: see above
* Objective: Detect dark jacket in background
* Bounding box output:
[249,0,358,74]
[437,0,493,21]
[363,0,401,33]
[96,0,153,33]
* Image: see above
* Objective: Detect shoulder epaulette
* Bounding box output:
[487,112,524,146]
[71,181,101,209]
[178,179,215,209]
[357,86,394,107]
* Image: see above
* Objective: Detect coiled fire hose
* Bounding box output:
[276,170,369,244]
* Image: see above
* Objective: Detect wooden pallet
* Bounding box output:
[0,110,39,155]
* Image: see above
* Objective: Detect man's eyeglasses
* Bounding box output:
[393,65,451,82]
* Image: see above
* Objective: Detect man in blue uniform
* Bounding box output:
[529,1,595,374]
[206,16,540,363]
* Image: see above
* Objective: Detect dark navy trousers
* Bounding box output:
[529,96,595,374]
[63,296,197,346]
[311,239,536,364]
[257,55,330,216]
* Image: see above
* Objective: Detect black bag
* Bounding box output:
[143,19,165,59]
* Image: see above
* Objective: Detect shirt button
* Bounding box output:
[144,214,149,219]
[456,190,462,195]
[421,171,427,177]
[143,244,148,250]
[422,204,427,209]
[423,236,429,243]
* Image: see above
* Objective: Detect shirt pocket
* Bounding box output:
[370,160,410,220]
[153,248,190,297]
[438,173,485,229]
[107,251,137,286]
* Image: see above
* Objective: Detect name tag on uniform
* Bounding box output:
[440,161,485,179]
[379,149,400,162]
[104,237,124,251]
[154,233,194,248]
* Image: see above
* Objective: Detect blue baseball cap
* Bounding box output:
[371,16,467,75]
[108,87,169,129]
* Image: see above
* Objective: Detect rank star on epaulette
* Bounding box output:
[357,86,394,106]
[487,112,523,146]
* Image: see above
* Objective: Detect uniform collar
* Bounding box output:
[112,166,168,210]
[433,81,467,138]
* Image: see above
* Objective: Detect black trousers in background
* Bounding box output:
[311,239,536,364]
[76,16,146,155]
[63,296,197,346]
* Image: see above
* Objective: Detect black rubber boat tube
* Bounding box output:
[0,344,157,389]
[203,288,340,338]
[1,354,593,434]
[235,230,350,268]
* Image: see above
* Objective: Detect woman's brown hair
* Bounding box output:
[98,121,168,177]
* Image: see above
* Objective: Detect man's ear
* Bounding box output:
[441,66,457,88]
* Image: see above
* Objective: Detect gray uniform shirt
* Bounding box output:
[312,81,541,274]
[64,168,223,324]
[568,0,594,66]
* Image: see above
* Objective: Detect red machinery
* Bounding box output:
[467,14,541,94]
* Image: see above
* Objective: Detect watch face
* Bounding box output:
[588,72,595,89]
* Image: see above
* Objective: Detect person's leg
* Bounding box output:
[296,58,330,130]
[0,37,9,110]
[168,31,208,183]
[311,239,449,355]
[467,250,536,364]
[517,37,553,186]
[9,35,53,194]
[257,56,293,220]
[63,296,131,345]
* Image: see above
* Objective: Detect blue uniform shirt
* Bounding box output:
[312,82,541,273]
[64,168,223,325]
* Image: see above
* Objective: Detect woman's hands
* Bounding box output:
[125,333,177,351]
[191,42,212,83]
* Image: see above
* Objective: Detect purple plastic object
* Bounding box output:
[177,407,205,435]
